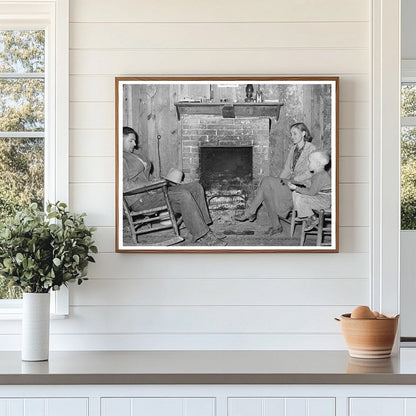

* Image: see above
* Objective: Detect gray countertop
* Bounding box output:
[2,349,416,385]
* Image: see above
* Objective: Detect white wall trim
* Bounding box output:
[371,0,401,315]
[50,0,69,314]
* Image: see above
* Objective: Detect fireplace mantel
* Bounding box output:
[174,102,283,121]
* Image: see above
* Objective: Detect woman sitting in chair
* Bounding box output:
[123,127,226,246]
[235,122,316,235]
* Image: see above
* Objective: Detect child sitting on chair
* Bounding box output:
[288,151,331,232]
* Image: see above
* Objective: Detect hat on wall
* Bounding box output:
[163,167,184,184]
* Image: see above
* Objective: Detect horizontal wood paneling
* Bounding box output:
[0,333,347,350]
[69,75,369,103]
[0,306,355,335]
[70,0,369,23]
[69,183,115,226]
[71,277,368,306]
[70,103,114,129]
[69,157,114,183]
[90,227,115,253]
[339,129,369,157]
[339,157,369,183]
[69,129,114,157]
[51,305,349,334]
[60,0,373,351]
[339,102,369,129]
[70,22,368,50]
[70,76,115,102]
[339,183,369,227]
[91,226,369,254]
[339,227,369,253]
[70,49,368,76]
[86,253,369,279]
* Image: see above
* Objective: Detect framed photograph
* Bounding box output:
[116,77,339,253]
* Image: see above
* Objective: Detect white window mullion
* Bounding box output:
[401,117,416,127]
[0,73,44,79]
[0,132,45,138]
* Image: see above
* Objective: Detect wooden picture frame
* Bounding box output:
[116,77,339,253]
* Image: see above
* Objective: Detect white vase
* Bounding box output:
[22,292,50,361]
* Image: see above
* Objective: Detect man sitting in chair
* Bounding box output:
[123,127,226,246]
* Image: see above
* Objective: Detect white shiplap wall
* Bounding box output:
[57,0,371,350]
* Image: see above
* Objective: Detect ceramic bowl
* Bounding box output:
[337,313,399,359]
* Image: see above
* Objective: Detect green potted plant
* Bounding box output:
[0,202,97,361]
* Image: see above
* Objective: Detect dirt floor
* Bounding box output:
[123,207,330,248]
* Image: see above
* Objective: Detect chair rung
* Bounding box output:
[130,205,168,216]
[135,224,175,235]
[133,216,170,226]
[124,189,182,245]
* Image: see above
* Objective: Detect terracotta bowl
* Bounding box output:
[337,313,399,359]
[347,357,395,373]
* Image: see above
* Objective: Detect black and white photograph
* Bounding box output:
[116,77,338,252]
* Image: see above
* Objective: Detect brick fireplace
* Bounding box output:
[179,115,271,210]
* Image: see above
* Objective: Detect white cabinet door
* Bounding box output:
[228,397,335,416]
[350,398,416,416]
[101,398,215,416]
[0,398,88,416]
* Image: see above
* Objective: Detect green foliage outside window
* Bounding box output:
[401,84,416,230]
[402,84,416,118]
[0,30,45,299]
[401,127,416,230]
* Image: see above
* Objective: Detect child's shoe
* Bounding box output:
[304,215,319,231]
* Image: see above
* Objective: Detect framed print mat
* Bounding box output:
[116,77,339,253]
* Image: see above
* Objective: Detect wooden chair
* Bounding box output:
[123,179,184,246]
[279,210,303,238]
[300,209,332,246]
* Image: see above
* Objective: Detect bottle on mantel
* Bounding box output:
[256,85,263,103]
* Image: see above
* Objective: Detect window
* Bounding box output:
[0,0,69,314]
[401,77,416,230]
[0,29,45,300]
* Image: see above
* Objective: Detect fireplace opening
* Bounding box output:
[199,146,253,210]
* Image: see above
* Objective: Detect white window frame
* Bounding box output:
[0,0,69,317]
[371,0,401,324]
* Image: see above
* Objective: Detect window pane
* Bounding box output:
[402,83,416,117]
[0,137,44,217]
[0,30,45,73]
[401,127,416,230]
[0,78,44,131]
[0,29,45,301]
[0,137,43,300]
